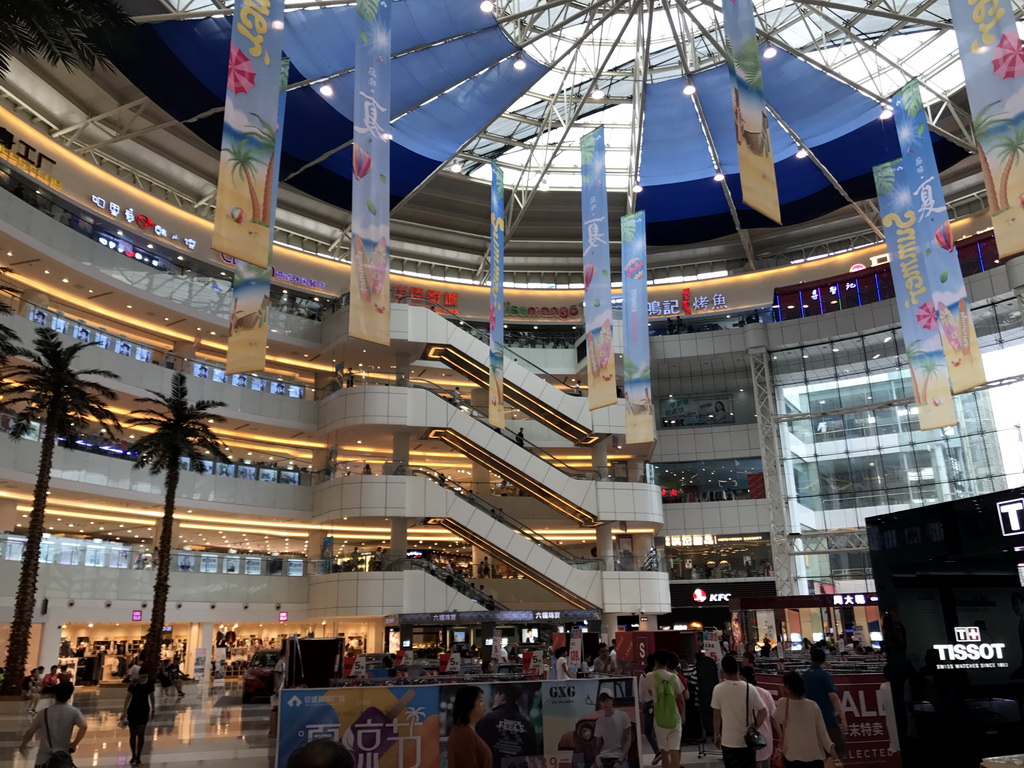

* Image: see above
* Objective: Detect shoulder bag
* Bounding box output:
[744,682,767,751]
[43,708,76,768]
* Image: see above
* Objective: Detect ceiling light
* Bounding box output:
[795,148,808,159]
[880,105,893,120]
[763,45,777,59]
[513,54,526,71]
[480,0,494,11]
[319,84,333,97]
[683,82,696,96]
[592,87,605,99]
[450,161,463,174]
[632,183,643,193]
[713,171,725,182]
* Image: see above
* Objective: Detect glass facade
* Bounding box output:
[653,457,765,503]
[658,390,756,428]
[775,297,1024,592]
[662,532,773,580]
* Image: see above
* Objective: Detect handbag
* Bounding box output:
[770,699,787,768]
[43,708,76,768]
[743,681,767,751]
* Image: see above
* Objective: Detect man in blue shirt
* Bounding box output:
[803,646,847,757]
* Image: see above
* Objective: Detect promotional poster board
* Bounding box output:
[488,162,506,429]
[620,211,653,444]
[277,679,639,768]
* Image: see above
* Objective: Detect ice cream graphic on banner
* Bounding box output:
[488,162,505,429]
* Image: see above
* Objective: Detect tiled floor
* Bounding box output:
[3,682,726,768]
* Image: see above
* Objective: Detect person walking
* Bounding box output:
[776,671,843,768]
[515,428,525,447]
[18,682,87,765]
[122,669,156,765]
[803,647,847,758]
[644,650,686,768]
[447,686,492,768]
[711,654,766,768]
[638,656,660,763]
[167,658,184,697]
[740,667,776,768]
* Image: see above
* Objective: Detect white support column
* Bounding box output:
[36,619,64,669]
[390,518,411,567]
[597,523,614,571]
[749,348,794,596]
[591,438,609,480]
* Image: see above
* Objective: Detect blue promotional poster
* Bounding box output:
[949,0,1024,258]
[211,0,285,268]
[873,158,957,430]
[489,162,506,429]
[350,0,392,345]
[579,127,616,410]
[721,0,780,223]
[891,79,984,393]
[620,211,653,444]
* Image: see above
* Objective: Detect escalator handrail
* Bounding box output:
[394,464,595,566]
[386,556,507,609]
[396,296,582,390]
[408,379,600,481]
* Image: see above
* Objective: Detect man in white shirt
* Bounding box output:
[711,655,766,768]
[19,683,88,766]
[497,643,509,664]
[594,689,633,768]
[125,660,141,684]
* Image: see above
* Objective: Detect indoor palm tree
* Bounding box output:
[0,0,135,77]
[0,328,120,694]
[127,373,227,675]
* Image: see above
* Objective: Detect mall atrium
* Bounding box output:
[0,0,1022,767]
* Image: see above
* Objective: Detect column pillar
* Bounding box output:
[171,339,197,371]
[601,613,620,643]
[471,462,490,496]
[389,518,412,567]
[392,432,410,472]
[196,622,215,681]
[626,459,645,483]
[36,619,64,669]
[591,438,609,479]
[633,532,654,559]
[472,545,487,579]
[596,523,614,571]
[395,352,410,387]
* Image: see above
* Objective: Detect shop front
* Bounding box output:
[662,532,774,580]
[661,578,777,636]
[726,593,881,654]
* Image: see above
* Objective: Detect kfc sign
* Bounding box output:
[692,588,731,603]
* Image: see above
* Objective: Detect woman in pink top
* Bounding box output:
[741,667,776,768]
[776,671,843,768]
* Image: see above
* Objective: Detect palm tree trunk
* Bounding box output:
[1,410,58,694]
[243,168,261,224]
[261,153,276,225]
[998,155,1015,212]
[979,147,1000,213]
[141,457,180,677]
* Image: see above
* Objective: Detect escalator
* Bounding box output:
[399,466,603,610]
[386,558,506,610]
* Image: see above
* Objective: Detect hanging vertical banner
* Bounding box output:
[212,0,285,268]
[488,162,506,429]
[620,211,654,444]
[949,0,1024,259]
[227,59,289,375]
[350,0,392,346]
[722,0,780,223]
[873,159,956,430]
[580,127,616,410]
[891,80,984,392]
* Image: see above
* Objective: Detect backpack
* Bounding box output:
[43,709,76,768]
[653,670,680,729]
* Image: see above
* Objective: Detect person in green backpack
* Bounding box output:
[644,650,686,768]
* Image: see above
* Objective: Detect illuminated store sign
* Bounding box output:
[997,497,1024,537]
[91,193,197,250]
[278,611,289,622]
[392,283,460,310]
[0,122,60,189]
[692,588,731,603]
[666,534,716,546]
[932,626,1008,670]
[505,302,580,320]
[218,253,327,291]
[131,610,142,621]
[831,593,878,606]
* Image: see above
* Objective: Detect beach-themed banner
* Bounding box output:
[722,0,780,223]
[892,80,984,392]
[211,0,285,268]
[949,0,1024,259]
[873,159,956,430]
[277,678,639,768]
[489,162,506,429]
[620,211,654,444]
[580,127,616,410]
[226,259,271,373]
[350,0,392,345]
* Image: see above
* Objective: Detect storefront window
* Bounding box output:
[658,391,756,428]
[662,533,773,579]
[654,458,765,503]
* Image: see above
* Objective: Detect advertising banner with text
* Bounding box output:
[891,80,984,392]
[580,127,616,410]
[722,0,780,223]
[350,0,392,345]
[489,162,506,429]
[874,158,956,430]
[950,0,1024,259]
[211,0,285,267]
[620,211,653,444]
[277,678,639,768]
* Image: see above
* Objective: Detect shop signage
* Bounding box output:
[131,610,142,621]
[396,609,599,625]
[933,626,1008,670]
[278,611,289,622]
[0,121,59,188]
[533,611,561,620]
[91,193,197,250]
[392,282,460,310]
[717,534,769,544]
[666,534,716,547]
[997,497,1023,537]
[692,588,731,603]
[831,594,878,607]
[218,254,326,291]
[505,302,580,320]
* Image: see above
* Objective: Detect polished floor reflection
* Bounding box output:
[3,681,726,768]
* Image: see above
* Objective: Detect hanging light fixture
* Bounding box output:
[880,105,894,120]
[632,183,643,193]
[763,45,777,59]
[592,87,605,99]
[450,161,463,174]
[319,83,334,97]
[713,171,725,182]
[795,148,808,159]
[683,81,697,96]
[513,53,526,71]
[480,0,494,12]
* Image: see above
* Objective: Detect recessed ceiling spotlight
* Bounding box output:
[713,171,725,182]
[763,45,777,59]
[450,161,463,174]
[319,83,333,97]
[513,54,526,71]
[632,183,643,193]
[592,87,605,99]
[880,105,893,120]
[795,148,808,159]
[480,0,494,11]
[683,82,696,96]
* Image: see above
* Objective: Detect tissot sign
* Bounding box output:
[998,497,1024,537]
[692,588,731,603]
[932,626,1008,670]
